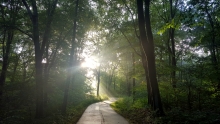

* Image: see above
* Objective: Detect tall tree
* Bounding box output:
[169,0,178,88]
[62,0,79,114]
[132,52,136,100]
[97,65,101,97]
[186,0,220,90]
[0,0,18,103]
[21,0,58,118]
[137,0,164,115]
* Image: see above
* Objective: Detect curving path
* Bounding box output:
[77,97,129,124]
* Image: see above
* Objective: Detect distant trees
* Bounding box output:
[1,0,220,123]
[0,0,19,103]
[0,0,98,122]
[91,0,220,120]
[186,0,220,90]
[62,0,79,114]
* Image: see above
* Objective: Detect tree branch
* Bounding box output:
[152,1,168,22]
[117,27,141,57]
[21,0,33,20]
[41,0,58,55]
[122,0,139,38]
[15,27,33,38]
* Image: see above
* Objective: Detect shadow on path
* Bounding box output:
[77,98,128,124]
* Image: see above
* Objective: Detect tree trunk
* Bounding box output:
[0,30,14,103]
[137,0,164,115]
[126,75,131,96]
[205,5,220,89]
[170,28,176,88]
[140,41,152,105]
[97,66,101,97]
[31,0,44,118]
[32,32,43,118]
[11,55,20,83]
[114,75,116,91]
[132,53,136,100]
[169,0,177,88]
[22,0,58,118]
[43,43,49,108]
[62,0,79,114]
[187,81,192,110]
[22,61,27,83]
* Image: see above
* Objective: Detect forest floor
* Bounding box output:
[76,97,129,124]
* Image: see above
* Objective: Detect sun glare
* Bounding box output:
[81,57,99,69]
[81,56,100,92]
[81,31,101,92]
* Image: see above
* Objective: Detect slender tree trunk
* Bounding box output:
[109,66,116,89]
[132,53,136,101]
[170,28,176,88]
[62,0,79,114]
[11,55,20,83]
[137,0,164,115]
[35,42,44,119]
[0,2,57,117]
[22,61,27,82]
[44,39,61,106]
[43,43,49,108]
[205,5,220,89]
[140,47,152,105]
[0,0,16,104]
[126,54,131,96]
[109,73,113,88]
[166,35,172,84]
[41,0,59,107]
[97,65,101,97]
[187,81,192,110]
[31,1,44,117]
[0,30,13,103]
[126,75,131,96]
[169,0,177,88]
[113,75,116,91]
[22,0,58,118]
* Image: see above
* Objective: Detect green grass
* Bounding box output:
[111,97,220,124]
[110,97,160,124]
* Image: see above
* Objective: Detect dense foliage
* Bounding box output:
[95,0,220,123]
[0,0,220,123]
[0,0,100,123]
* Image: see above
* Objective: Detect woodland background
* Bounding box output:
[0,0,220,123]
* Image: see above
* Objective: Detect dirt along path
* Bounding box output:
[77,97,129,124]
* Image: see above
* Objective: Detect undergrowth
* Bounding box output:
[111,97,220,124]
[36,96,101,124]
[111,97,160,124]
[0,95,101,124]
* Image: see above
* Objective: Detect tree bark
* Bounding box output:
[21,0,58,118]
[97,65,101,97]
[132,53,136,101]
[11,55,20,83]
[140,44,152,105]
[22,0,44,115]
[170,28,176,87]
[43,43,49,108]
[62,0,79,114]
[137,0,164,115]
[204,5,220,89]
[0,0,17,104]
[169,0,177,88]
[0,30,14,103]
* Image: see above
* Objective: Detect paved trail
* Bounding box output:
[77,97,129,124]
